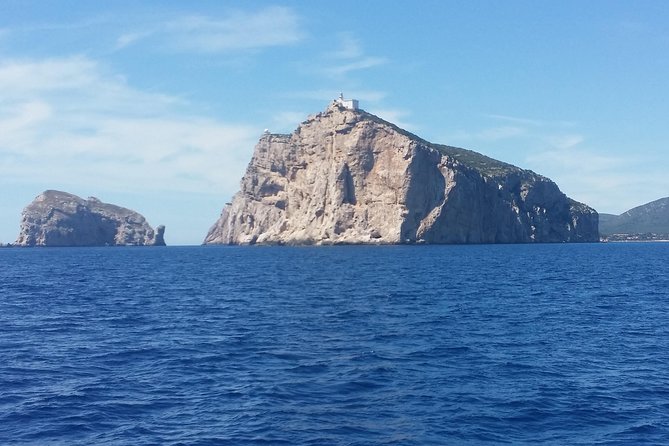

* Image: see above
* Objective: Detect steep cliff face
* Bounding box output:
[15,190,166,247]
[205,103,598,245]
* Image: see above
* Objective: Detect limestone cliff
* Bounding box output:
[204,102,598,245]
[15,190,166,247]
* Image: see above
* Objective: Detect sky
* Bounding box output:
[1,1,668,245]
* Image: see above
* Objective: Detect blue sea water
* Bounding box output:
[1,243,669,445]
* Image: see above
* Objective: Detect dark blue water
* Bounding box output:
[1,244,669,445]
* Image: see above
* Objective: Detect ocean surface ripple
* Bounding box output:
[1,243,669,445]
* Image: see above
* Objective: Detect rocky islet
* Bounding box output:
[14,190,165,247]
[205,101,599,245]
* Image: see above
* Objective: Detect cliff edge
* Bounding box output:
[205,102,598,245]
[15,190,166,247]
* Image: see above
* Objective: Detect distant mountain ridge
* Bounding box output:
[599,197,669,239]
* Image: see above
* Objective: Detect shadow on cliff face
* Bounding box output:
[204,102,600,245]
[400,145,445,242]
[336,163,357,205]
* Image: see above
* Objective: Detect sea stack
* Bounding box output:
[15,190,166,247]
[205,100,598,245]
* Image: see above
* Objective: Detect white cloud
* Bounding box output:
[447,125,526,142]
[367,108,416,131]
[325,57,387,77]
[327,33,364,59]
[442,111,661,214]
[271,111,308,133]
[544,134,584,150]
[524,146,643,213]
[445,112,576,144]
[317,33,388,79]
[483,114,539,126]
[116,6,304,53]
[0,56,99,94]
[0,56,259,197]
[526,148,625,173]
[478,126,526,141]
[484,113,576,128]
[0,101,52,136]
[114,31,152,50]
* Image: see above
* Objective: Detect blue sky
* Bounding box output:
[1,1,668,245]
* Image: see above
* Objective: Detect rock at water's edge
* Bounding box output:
[205,102,598,245]
[15,190,166,247]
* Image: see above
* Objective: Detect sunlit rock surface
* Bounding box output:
[205,103,598,245]
[15,190,166,247]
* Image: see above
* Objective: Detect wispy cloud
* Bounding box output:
[448,125,526,142]
[327,33,364,59]
[0,56,99,93]
[479,126,526,141]
[271,111,308,133]
[483,113,545,127]
[115,6,304,53]
[114,31,152,51]
[325,57,387,77]
[317,33,388,79]
[441,111,668,214]
[526,147,624,173]
[544,134,584,150]
[523,143,643,213]
[0,56,259,196]
[440,111,654,212]
[484,113,576,128]
[284,89,387,103]
[471,114,637,210]
[0,100,51,136]
[367,108,416,131]
[448,113,582,145]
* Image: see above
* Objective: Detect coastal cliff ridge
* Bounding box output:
[205,101,598,245]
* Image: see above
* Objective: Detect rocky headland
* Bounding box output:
[205,101,598,245]
[15,190,166,247]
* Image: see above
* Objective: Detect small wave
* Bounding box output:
[3,244,669,444]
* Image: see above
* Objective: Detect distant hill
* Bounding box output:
[599,197,669,236]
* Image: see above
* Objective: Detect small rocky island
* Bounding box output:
[205,99,598,245]
[15,190,166,247]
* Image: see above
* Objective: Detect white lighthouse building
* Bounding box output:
[335,93,359,110]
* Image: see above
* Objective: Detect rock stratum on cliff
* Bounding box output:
[205,102,598,245]
[15,190,166,247]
